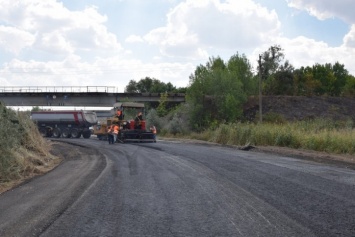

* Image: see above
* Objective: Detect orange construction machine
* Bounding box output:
[93,102,156,143]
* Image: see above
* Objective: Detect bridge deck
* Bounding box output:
[0,86,185,107]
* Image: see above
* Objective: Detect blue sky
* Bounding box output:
[0,0,354,93]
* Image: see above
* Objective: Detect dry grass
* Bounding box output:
[0,105,60,194]
[164,119,355,156]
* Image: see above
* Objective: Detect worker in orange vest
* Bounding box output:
[112,123,119,143]
[150,125,157,141]
[116,110,123,120]
[135,112,143,129]
[107,125,114,144]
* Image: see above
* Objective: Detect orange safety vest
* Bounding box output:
[113,125,119,134]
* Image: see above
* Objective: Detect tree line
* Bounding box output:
[125,45,355,130]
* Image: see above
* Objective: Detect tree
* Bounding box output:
[187,54,252,130]
[258,45,284,82]
[332,62,348,96]
[31,106,41,112]
[342,74,355,97]
[124,77,177,93]
[227,53,256,96]
[292,62,350,96]
[264,61,294,95]
[125,80,139,93]
[257,45,299,96]
[156,92,169,117]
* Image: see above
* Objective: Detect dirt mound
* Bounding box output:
[244,96,355,121]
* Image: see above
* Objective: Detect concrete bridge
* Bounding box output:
[0,86,185,107]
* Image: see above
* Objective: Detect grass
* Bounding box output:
[0,104,58,193]
[163,118,355,155]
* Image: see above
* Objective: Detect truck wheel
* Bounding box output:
[46,127,53,137]
[82,129,91,139]
[62,128,72,138]
[53,128,62,138]
[71,128,81,138]
[39,128,47,137]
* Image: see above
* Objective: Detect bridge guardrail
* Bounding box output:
[0,86,116,93]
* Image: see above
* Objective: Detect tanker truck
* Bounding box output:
[31,110,98,139]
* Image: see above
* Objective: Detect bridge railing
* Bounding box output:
[0,86,116,93]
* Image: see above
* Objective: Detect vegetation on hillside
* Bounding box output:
[0,102,57,191]
[191,120,355,155]
[141,45,355,155]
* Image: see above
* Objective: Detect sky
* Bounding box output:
[0,0,354,93]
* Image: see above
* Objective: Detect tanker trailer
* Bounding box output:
[30,110,98,139]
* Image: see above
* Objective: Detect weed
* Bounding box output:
[0,104,54,187]
[163,118,355,155]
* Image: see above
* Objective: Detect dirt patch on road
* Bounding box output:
[50,141,88,160]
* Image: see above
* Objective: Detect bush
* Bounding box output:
[175,118,355,155]
[0,103,52,184]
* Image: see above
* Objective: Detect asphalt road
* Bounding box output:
[0,138,355,237]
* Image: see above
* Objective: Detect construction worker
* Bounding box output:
[112,123,119,143]
[150,125,157,141]
[107,125,114,144]
[116,109,124,120]
[134,112,143,129]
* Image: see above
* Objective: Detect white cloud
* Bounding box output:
[284,0,355,74]
[250,35,355,76]
[0,26,35,54]
[125,35,144,43]
[343,25,355,48]
[144,0,280,59]
[287,0,355,23]
[0,0,122,57]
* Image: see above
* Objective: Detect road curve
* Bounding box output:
[0,138,355,237]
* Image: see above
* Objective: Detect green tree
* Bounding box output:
[332,62,348,96]
[124,77,177,93]
[227,53,256,96]
[343,74,355,96]
[187,54,252,130]
[311,63,335,95]
[259,45,284,82]
[258,45,299,96]
[156,92,169,117]
[293,62,350,96]
[31,106,41,112]
[264,61,294,95]
[125,80,139,93]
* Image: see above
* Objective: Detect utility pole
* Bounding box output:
[258,54,262,123]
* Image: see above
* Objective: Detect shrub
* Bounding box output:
[0,104,52,184]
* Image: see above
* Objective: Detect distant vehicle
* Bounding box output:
[93,102,156,143]
[31,110,98,139]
